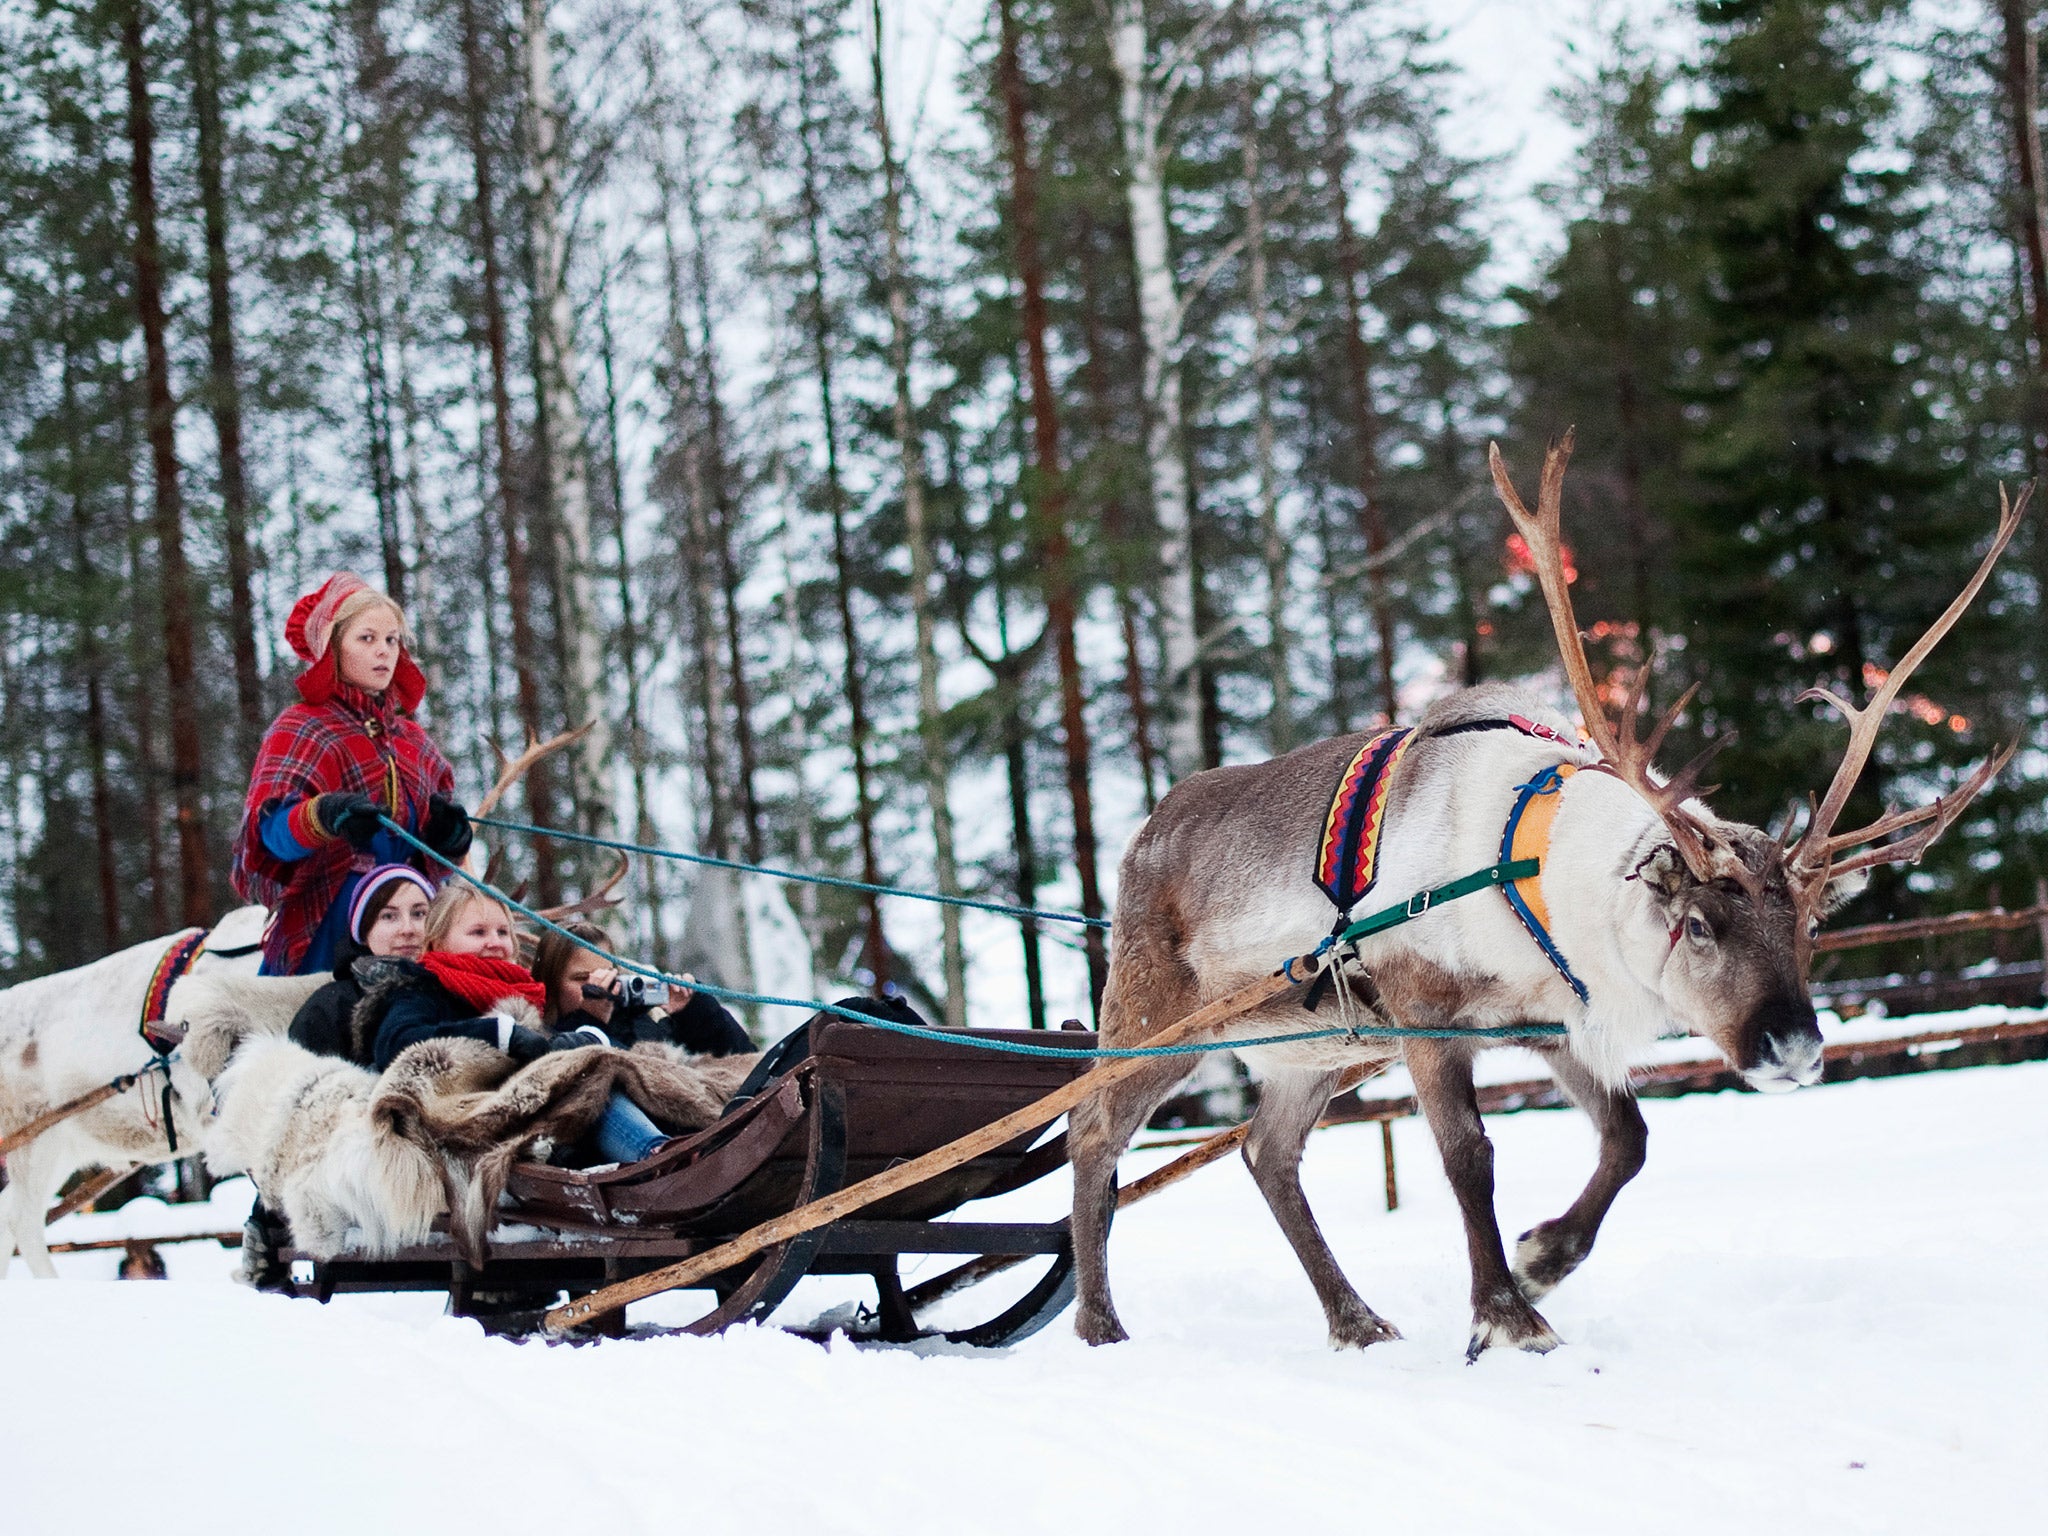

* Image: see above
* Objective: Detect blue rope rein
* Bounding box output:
[383,817,1566,1057]
[471,813,1114,930]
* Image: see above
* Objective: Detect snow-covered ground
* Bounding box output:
[5,1058,2043,1535]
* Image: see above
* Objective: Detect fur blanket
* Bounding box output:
[193,988,758,1263]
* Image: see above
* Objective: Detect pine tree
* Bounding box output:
[1672,0,1997,908]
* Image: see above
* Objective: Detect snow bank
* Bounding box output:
[5,1063,2042,1535]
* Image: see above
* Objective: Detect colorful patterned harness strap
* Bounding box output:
[1312,715,1592,1004]
[1312,727,1416,916]
[140,929,208,1055]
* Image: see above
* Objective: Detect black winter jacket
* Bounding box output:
[553,990,752,1056]
[350,958,554,1072]
[286,940,372,1065]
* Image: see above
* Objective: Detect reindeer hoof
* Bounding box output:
[1075,1306,1130,1347]
[1328,1306,1401,1351]
[1512,1219,1589,1302]
[1466,1290,1563,1362]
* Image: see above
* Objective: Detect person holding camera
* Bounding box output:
[531,920,753,1057]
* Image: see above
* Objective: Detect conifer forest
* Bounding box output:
[3,0,2046,1028]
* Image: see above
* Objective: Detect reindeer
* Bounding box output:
[1069,434,2026,1358]
[0,727,592,1277]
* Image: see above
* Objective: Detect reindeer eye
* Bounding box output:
[1686,914,1713,944]
[1807,917,1821,941]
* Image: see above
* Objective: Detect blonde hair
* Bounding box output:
[422,882,514,951]
[328,587,410,656]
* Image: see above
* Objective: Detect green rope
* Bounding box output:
[383,818,1565,1057]
[471,813,1113,930]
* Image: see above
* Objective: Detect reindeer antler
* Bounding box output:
[1488,432,1730,882]
[536,851,632,922]
[1788,484,2030,895]
[474,721,595,820]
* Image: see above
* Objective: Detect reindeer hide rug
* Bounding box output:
[371,1038,758,1261]
[204,1012,758,1264]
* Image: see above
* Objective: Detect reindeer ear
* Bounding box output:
[1823,866,1868,914]
[1634,844,1690,902]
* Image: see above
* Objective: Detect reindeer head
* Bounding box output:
[1490,433,2027,1091]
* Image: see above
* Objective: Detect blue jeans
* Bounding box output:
[593,1092,669,1165]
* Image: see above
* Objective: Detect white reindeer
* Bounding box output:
[1069,437,2025,1357]
[0,729,588,1277]
[0,909,272,1276]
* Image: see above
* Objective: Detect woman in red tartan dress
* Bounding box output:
[230,573,474,975]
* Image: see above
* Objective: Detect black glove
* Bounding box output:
[311,791,381,851]
[505,1025,552,1064]
[421,793,473,861]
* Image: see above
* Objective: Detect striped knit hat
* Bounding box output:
[348,864,437,945]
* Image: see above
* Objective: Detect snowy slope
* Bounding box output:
[5,1062,2043,1536]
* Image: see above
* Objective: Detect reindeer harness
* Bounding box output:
[1310,715,1591,1007]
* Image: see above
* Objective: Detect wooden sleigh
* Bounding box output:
[282,1016,1098,1346]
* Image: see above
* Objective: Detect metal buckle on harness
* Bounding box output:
[1405,889,1433,918]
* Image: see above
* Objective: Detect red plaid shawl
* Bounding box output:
[231,681,455,973]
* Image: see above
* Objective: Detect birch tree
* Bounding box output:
[523,0,613,836]
[868,0,965,1024]
[1107,0,1210,780]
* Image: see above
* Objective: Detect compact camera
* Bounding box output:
[581,973,662,1008]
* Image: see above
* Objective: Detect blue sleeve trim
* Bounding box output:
[260,800,315,863]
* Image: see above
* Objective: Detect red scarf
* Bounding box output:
[421,951,546,1015]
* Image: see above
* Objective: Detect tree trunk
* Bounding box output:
[522,0,612,838]
[345,181,406,602]
[123,0,214,928]
[676,108,765,863]
[1076,217,1160,813]
[120,376,171,934]
[1321,41,1399,724]
[185,0,263,761]
[773,494,826,968]
[1998,0,2048,670]
[1002,0,1106,1009]
[1305,376,1354,734]
[1241,63,1291,753]
[872,0,966,1027]
[794,13,888,987]
[459,0,558,902]
[653,149,735,863]
[596,276,663,959]
[61,314,122,951]
[1109,0,1202,782]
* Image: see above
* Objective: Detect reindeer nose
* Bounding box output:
[1744,996,1823,1092]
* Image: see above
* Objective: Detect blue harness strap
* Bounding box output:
[1499,766,1590,1002]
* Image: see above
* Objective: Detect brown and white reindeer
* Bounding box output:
[0,727,587,1277]
[1069,433,2026,1358]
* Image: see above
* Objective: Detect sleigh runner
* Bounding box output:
[281,1013,1098,1344]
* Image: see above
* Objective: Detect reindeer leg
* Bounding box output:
[1512,1048,1648,1302]
[1406,1039,1560,1361]
[1068,1055,1195,1346]
[1242,1066,1399,1349]
[0,1144,63,1279]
